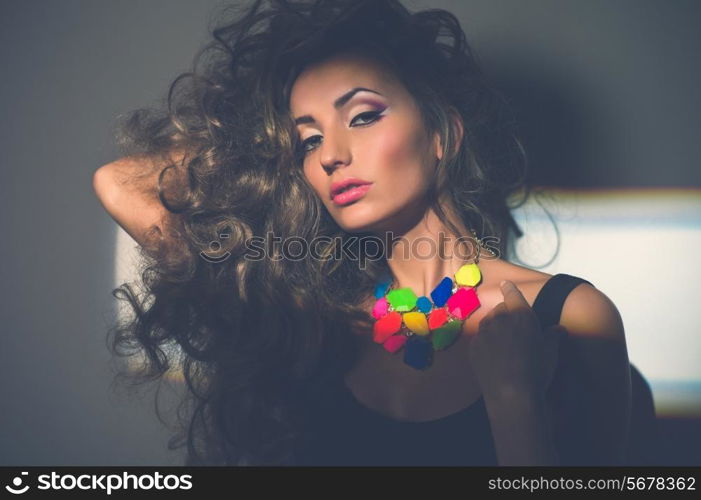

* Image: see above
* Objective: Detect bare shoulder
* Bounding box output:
[489,259,624,340]
[559,281,626,342]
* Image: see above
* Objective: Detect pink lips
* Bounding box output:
[330,178,373,206]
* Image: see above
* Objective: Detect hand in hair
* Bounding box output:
[92,149,189,256]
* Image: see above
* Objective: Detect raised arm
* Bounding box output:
[92,149,189,256]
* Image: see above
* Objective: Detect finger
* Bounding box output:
[480,301,507,323]
[499,280,530,311]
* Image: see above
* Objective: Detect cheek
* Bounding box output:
[366,125,430,177]
[368,128,404,167]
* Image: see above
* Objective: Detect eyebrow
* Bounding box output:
[293,87,383,125]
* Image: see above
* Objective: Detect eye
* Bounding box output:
[350,110,383,127]
[300,110,385,154]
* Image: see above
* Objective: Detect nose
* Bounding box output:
[319,131,351,175]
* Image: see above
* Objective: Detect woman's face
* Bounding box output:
[289,52,443,234]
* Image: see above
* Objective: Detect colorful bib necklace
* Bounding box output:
[371,229,495,370]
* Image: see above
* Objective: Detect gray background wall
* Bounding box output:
[1,0,699,465]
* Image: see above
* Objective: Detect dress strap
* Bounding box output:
[531,273,594,329]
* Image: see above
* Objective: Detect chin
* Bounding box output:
[331,200,382,233]
[332,208,383,234]
[335,218,375,234]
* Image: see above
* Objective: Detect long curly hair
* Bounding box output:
[107,0,532,466]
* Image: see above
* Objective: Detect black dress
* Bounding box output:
[293,273,594,466]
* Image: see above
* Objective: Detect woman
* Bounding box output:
[93,0,631,466]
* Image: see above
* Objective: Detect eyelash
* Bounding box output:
[300,110,385,154]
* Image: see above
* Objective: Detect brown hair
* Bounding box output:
[108,0,530,465]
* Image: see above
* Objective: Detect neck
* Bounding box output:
[375,205,494,298]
